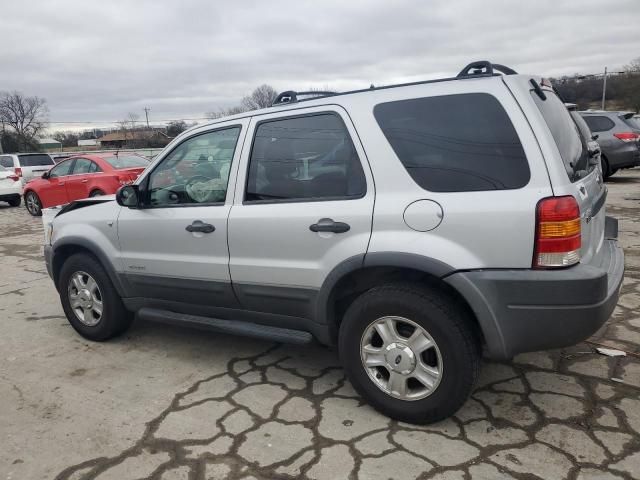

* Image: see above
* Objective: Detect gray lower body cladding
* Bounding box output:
[446,233,624,359]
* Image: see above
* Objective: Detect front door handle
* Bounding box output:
[186,220,215,234]
[81,179,88,183]
[309,218,351,234]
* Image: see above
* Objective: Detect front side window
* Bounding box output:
[374,93,530,192]
[49,160,74,178]
[147,127,241,206]
[582,115,615,132]
[245,113,366,202]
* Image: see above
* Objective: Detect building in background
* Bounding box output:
[38,138,62,150]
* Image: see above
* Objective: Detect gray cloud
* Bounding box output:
[1,0,638,131]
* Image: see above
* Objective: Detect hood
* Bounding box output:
[55,194,116,217]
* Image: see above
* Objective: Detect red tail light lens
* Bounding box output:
[14,167,22,177]
[613,132,639,142]
[8,174,20,182]
[534,196,581,268]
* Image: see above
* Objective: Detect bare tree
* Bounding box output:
[126,112,140,130]
[206,84,279,119]
[0,91,48,151]
[624,57,640,73]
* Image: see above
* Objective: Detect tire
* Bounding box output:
[601,156,615,179]
[7,196,21,207]
[58,253,133,341]
[24,191,42,216]
[339,283,480,424]
[89,189,105,197]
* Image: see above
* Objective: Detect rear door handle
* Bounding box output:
[309,218,351,234]
[81,179,88,183]
[186,220,215,234]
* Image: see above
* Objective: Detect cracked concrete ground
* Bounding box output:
[1,172,639,480]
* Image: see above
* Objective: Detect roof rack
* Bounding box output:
[271,60,518,107]
[272,90,338,106]
[457,61,518,78]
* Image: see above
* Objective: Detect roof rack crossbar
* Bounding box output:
[272,90,338,106]
[457,61,517,78]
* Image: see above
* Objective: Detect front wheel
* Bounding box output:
[339,283,480,424]
[25,191,42,216]
[59,253,133,341]
[89,189,105,197]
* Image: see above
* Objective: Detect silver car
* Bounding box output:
[579,110,640,178]
[43,61,624,424]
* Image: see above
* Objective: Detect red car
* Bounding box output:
[23,152,150,216]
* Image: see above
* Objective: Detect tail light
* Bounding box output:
[14,167,22,178]
[613,132,639,143]
[8,174,20,182]
[117,175,133,185]
[533,196,581,268]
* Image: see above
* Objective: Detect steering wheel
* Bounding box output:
[185,175,214,203]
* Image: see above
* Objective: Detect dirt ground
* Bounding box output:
[1,171,639,480]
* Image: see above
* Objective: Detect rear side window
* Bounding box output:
[72,158,93,174]
[532,92,588,180]
[374,93,530,192]
[18,154,54,167]
[246,113,366,202]
[582,115,615,132]
[0,156,13,168]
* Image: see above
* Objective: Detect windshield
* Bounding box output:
[18,154,54,167]
[103,155,149,169]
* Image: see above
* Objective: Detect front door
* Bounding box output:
[117,121,247,310]
[228,108,375,320]
[39,158,75,208]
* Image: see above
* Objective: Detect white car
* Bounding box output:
[0,153,55,183]
[0,165,22,206]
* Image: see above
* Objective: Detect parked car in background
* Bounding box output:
[566,104,602,177]
[0,165,22,207]
[0,153,55,184]
[44,61,623,424]
[23,152,150,216]
[579,110,640,178]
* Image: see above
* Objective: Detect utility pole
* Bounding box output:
[143,107,151,129]
[601,66,607,110]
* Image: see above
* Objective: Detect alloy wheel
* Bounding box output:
[68,271,104,326]
[360,316,443,401]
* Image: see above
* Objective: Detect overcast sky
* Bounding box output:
[1,0,638,132]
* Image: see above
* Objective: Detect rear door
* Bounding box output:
[528,87,605,263]
[228,107,374,319]
[65,157,94,201]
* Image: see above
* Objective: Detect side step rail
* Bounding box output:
[137,308,313,345]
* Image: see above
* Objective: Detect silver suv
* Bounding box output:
[579,110,640,178]
[44,61,624,424]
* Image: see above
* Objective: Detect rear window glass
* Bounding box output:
[103,155,149,169]
[622,116,640,130]
[374,93,530,192]
[582,115,615,132]
[532,92,588,181]
[17,154,54,166]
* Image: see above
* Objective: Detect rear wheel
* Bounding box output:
[59,253,133,341]
[25,191,42,216]
[601,156,615,179]
[339,283,480,424]
[7,195,21,207]
[89,189,105,197]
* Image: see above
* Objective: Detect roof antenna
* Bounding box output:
[370,84,375,89]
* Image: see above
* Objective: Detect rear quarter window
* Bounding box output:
[374,93,530,192]
[582,115,615,132]
[0,156,14,168]
[17,154,54,167]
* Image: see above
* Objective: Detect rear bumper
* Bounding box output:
[0,185,22,200]
[608,145,640,169]
[445,216,624,359]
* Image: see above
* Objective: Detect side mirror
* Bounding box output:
[116,184,140,208]
[42,171,50,179]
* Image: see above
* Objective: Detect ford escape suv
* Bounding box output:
[44,61,624,424]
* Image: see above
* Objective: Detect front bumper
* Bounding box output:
[44,245,53,279]
[445,217,624,359]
